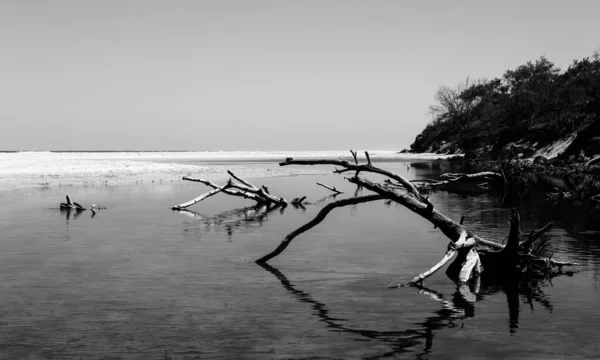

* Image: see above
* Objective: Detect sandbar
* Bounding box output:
[0,151,459,191]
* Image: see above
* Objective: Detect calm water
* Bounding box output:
[1,161,599,359]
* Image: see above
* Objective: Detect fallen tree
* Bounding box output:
[257,151,577,285]
[172,171,289,210]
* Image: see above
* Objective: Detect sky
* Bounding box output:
[1,0,599,151]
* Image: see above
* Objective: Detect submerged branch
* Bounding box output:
[395,246,456,287]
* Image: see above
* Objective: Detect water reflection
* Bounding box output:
[59,207,86,223]
[309,194,341,205]
[60,207,87,242]
[259,263,569,358]
[176,204,285,241]
[175,194,344,241]
[512,188,600,272]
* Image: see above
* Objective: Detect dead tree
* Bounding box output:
[173,171,341,211]
[172,171,289,210]
[257,151,576,285]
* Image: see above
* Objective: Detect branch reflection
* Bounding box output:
[175,194,342,241]
[60,207,86,223]
[176,204,285,241]
[258,262,567,358]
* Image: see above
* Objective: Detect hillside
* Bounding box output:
[409,52,600,162]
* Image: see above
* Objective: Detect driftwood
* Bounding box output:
[399,212,573,287]
[172,181,234,210]
[180,176,262,202]
[172,172,289,210]
[59,195,91,222]
[257,150,576,286]
[290,196,307,210]
[315,182,343,194]
[59,196,107,219]
[546,185,600,202]
[174,172,347,211]
[60,195,85,210]
[411,172,503,192]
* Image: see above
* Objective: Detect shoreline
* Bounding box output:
[0,158,328,192]
[0,151,461,191]
[1,150,461,162]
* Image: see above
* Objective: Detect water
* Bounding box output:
[1,161,599,359]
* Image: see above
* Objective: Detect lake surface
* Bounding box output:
[1,161,599,359]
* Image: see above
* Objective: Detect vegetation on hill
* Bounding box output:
[410,50,600,160]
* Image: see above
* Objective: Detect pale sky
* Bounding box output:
[1,0,598,151]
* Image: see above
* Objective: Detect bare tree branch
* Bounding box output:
[519,222,554,253]
[228,182,287,205]
[258,155,577,284]
[256,195,384,263]
[347,176,503,249]
[182,176,261,201]
[396,246,456,287]
[227,170,257,190]
[172,182,232,210]
[349,149,358,164]
[316,182,343,194]
[280,157,425,201]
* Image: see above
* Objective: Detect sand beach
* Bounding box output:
[0,151,460,191]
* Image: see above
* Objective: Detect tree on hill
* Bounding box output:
[412,51,600,158]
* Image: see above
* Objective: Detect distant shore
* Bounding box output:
[0,151,461,191]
